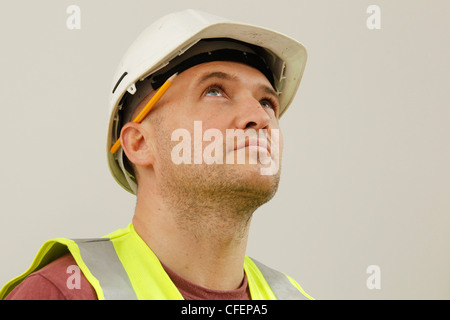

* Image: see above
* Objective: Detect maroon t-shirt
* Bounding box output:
[5,253,250,300]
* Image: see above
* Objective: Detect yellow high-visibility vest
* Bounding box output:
[0,224,313,300]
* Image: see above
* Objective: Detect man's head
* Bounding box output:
[107,9,307,195]
[120,60,283,211]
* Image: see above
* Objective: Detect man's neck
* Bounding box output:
[132,193,254,291]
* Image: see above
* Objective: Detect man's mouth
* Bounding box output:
[234,137,271,154]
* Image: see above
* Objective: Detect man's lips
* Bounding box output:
[233,138,271,154]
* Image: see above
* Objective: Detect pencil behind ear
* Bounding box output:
[110,74,176,154]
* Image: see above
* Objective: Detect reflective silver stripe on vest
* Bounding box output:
[250,258,308,300]
[73,238,137,300]
[73,238,305,300]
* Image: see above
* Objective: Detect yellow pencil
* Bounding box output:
[110,73,177,154]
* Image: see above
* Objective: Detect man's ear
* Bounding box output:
[121,122,154,166]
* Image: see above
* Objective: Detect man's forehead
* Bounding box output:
[188,61,279,96]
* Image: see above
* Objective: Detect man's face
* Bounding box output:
[137,60,283,206]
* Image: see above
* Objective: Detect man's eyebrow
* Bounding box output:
[198,70,279,100]
[261,85,279,99]
[197,71,239,85]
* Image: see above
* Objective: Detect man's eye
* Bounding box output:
[205,88,223,97]
[260,99,274,109]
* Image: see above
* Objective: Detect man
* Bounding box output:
[1,9,311,300]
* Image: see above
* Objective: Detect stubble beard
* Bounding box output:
[155,127,281,241]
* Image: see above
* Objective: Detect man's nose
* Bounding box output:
[233,96,272,130]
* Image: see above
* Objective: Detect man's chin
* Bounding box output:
[219,163,281,200]
[159,159,281,207]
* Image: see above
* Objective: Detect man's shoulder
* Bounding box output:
[5,253,97,300]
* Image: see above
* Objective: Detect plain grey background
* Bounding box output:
[1,0,449,299]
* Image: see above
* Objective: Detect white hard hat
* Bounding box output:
[107,9,307,194]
